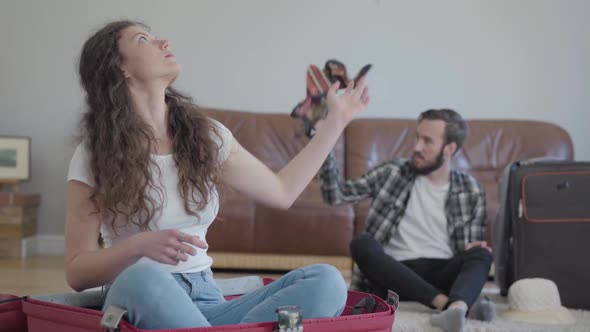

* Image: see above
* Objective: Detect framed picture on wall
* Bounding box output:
[0,136,31,181]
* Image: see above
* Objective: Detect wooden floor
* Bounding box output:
[0,255,295,296]
[0,256,72,296]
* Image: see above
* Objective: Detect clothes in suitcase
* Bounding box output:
[493,159,590,309]
[0,277,397,332]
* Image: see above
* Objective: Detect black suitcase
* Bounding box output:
[493,159,590,309]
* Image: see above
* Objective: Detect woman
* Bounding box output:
[65,20,369,329]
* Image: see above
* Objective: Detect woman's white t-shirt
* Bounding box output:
[67,119,233,273]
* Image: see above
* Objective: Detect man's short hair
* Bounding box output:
[418,109,468,152]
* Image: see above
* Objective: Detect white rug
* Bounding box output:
[393,294,590,332]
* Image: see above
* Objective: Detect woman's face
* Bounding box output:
[117,25,180,86]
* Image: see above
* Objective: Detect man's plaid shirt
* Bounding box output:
[319,152,487,293]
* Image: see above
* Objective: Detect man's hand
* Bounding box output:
[465,241,492,254]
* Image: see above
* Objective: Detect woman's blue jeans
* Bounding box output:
[102,261,347,329]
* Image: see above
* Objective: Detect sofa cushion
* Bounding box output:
[254,181,354,255]
[202,108,352,255]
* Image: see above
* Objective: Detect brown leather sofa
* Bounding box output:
[202,108,573,274]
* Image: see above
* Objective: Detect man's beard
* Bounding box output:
[409,146,445,175]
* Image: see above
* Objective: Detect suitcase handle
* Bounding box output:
[387,290,399,310]
[101,305,128,332]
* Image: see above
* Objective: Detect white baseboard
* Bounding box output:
[22,235,65,257]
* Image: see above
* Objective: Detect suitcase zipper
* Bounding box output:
[0,296,26,304]
[275,306,303,332]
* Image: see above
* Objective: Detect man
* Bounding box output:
[320,109,494,332]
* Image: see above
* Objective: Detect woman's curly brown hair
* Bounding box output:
[78,20,223,231]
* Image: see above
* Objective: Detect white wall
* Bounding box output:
[1,0,589,236]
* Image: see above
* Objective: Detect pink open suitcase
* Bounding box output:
[1,278,396,332]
